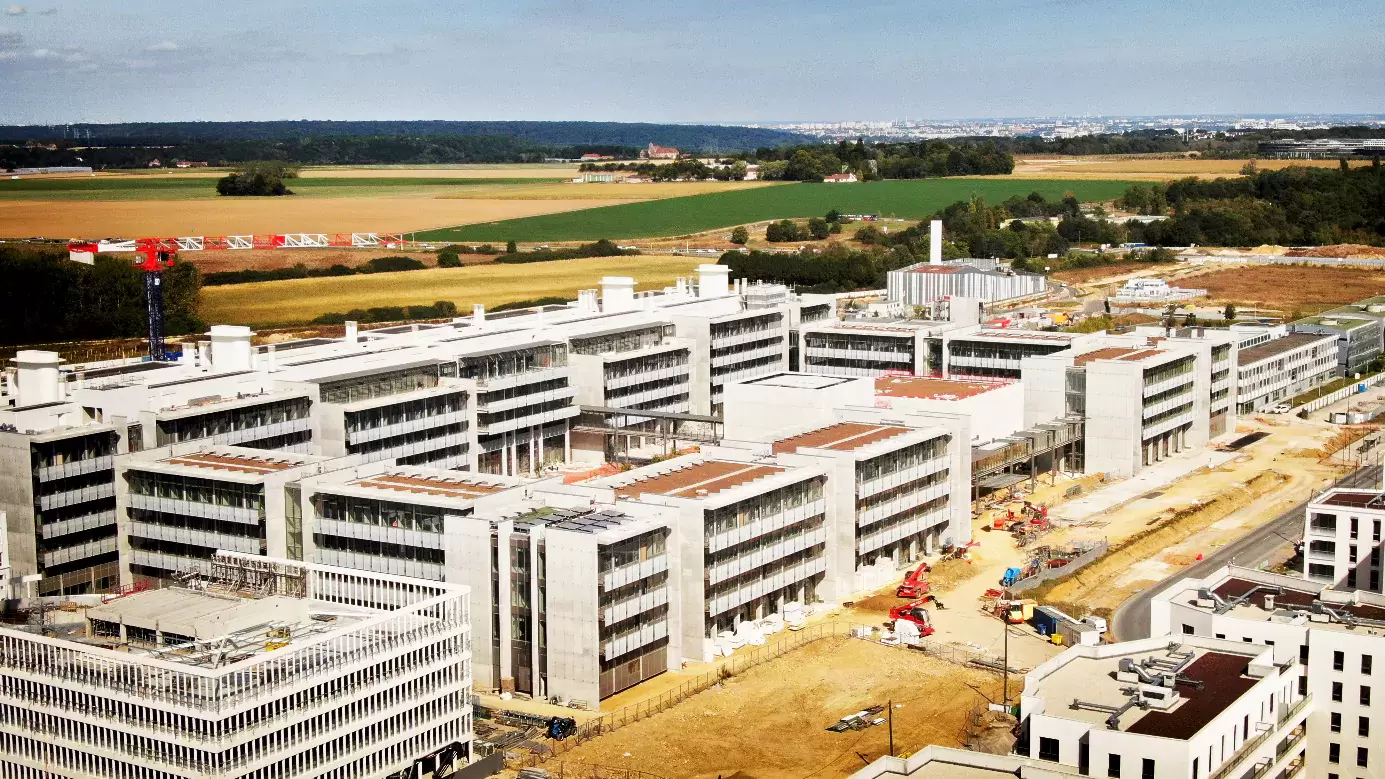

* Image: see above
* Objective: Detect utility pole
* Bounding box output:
[1002,617,1010,708]
[888,698,895,757]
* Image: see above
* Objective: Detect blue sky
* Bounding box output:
[1,0,1382,124]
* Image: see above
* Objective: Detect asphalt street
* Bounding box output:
[1112,464,1380,641]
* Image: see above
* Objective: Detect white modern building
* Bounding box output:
[889,262,1047,305]
[0,552,474,779]
[1150,562,1385,779]
[1303,487,1385,594]
[1234,329,1338,413]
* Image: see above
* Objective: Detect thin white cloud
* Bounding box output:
[3,4,26,15]
[146,40,178,52]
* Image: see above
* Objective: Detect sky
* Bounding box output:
[1,0,1382,125]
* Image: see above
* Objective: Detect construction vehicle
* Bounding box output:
[66,232,405,361]
[1001,566,1023,587]
[995,598,1037,624]
[896,562,932,598]
[888,599,936,637]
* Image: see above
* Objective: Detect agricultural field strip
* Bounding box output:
[416,178,1137,242]
[0,176,568,200]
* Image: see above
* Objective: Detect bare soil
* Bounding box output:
[550,637,1001,779]
[1180,265,1385,313]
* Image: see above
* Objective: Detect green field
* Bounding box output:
[0,176,567,201]
[414,179,1136,242]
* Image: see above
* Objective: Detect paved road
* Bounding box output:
[1112,465,1380,641]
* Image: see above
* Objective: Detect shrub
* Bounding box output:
[729,226,749,245]
[437,250,462,268]
[357,256,427,274]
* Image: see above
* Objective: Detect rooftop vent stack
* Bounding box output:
[179,342,195,365]
[675,277,688,296]
[577,289,600,313]
[1264,594,1275,611]
[208,325,254,372]
[601,276,637,312]
[698,264,730,298]
[263,343,277,373]
[13,350,62,407]
[344,320,359,344]
[472,304,486,327]
[197,340,211,370]
[930,220,943,265]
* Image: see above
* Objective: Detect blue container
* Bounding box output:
[1031,606,1061,635]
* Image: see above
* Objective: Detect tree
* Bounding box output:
[829,222,842,234]
[1184,312,1198,326]
[765,219,803,242]
[729,226,749,245]
[437,249,462,268]
[825,209,843,224]
[1104,299,1111,314]
[1240,160,1259,176]
[807,217,831,240]
[730,160,748,181]
[216,161,299,196]
[1223,303,1237,321]
[505,240,518,254]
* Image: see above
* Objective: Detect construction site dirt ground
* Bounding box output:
[541,637,1003,779]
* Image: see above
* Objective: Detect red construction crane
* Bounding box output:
[67,232,407,360]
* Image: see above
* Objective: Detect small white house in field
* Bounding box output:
[824,173,858,183]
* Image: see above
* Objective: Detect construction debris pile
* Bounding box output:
[964,709,1018,755]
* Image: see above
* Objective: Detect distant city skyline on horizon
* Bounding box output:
[1,0,1381,125]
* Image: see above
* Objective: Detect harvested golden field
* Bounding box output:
[0,197,623,239]
[28,165,582,181]
[967,155,1377,182]
[1182,265,1385,311]
[551,636,1001,779]
[201,255,702,325]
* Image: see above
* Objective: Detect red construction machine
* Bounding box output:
[888,599,936,637]
[895,562,932,598]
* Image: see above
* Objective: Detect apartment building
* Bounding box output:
[1025,340,1210,478]
[1303,487,1385,594]
[1018,636,1306,779]
[116,445,338,584]
[786,294,835,371]
[1124,325,1239,437]
[454,336,578,475]
[1235,330,1338,413]
[1149,563,1385,779]
[0,552,474,779]
[799,320,932,378]
[1295,312,1383,377]
[583,452,828,654]
[942,328,1083,379]
[0,351,124,596]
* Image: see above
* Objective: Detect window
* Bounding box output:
[1335,650,1346,671]
[1183,623,1194,635]
[1216,633,1226,639]
[1358,746,1369,768]
[1107,753,1120,777]
[1333,681,1344,702]
[1301,644,1310,663]
[1365,655,1374,675]
[1363,686,1372,706]
[1038,737,1059,762]
[1361,716,1371,737]
[1329,743,1341,764]
[1140,758,1154,779]
[1332,712,1342,732]
[1299,676,1308,696]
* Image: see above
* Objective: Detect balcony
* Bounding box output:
[602,554,669,591]
[353,431,469,463]
[36,455,114,483]
[707,526,828,586]
[313,548,444,582]
[858,506,948,556]
[602,618,668,660]
[857,456,949,500]
[713,361,783,387]
[858,483,949,529]
[476,403,579,436]
[711,327,782,350]
[605,364,689,391]
[128,493,260,525]
[37,482,116,511]
[316,517,443,550]
[607,379,690,409]
[347,411,465,445]
[474,365,571,392]
[41,509,116,540]
[805,346,912,364]
[205,417,313,447]
[1144,372,1196,398]
[1143,390,1195,420]
[476,385,577,414]
[601,588,670,626]
[706,554,827,617]
[713,342,787,369]
[128,521,261,555]
[41,535,117,568]
[706,498,827,554]
[1207,695,1310,779]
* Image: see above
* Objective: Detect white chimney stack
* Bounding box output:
[930,220,943,265]
[601,276,636,313]
[13,350,62,407]
[472,304,486,327]
[697,264,730,298]
[208,325,254,372]
[577,289,600,313]
[344,320,359,344]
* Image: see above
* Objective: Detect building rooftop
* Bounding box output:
[1031,643,1262,738]
[742,373,857,390]
[1314,488,1385,509]
[1070,347,1164,367]
[772,422,911,454]
[1296,314,1376,330]
[908,266,964,275]
[875,376,1008,401]
[160,450,309,475]
[349,472,513,499]
[610,459,787,499]
[959,330,1075,343]
[1236,332,1332,364]
[1208,577,1385,625]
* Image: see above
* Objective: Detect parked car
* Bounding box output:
[1270,403,1292,414]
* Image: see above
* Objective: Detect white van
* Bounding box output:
[1082,615,1108,633]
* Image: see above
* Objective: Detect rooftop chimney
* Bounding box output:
[601,276,636,313]
[472,304,486,327]
[207,325,254,372]
[344,320,358,344]
[930,220,943,265]
[13,350,62,407]
[697,264,730,298]
[577,289,600,313]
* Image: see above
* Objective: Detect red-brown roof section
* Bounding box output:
[163,452,296,474]
[1125,652,1258,739]
[773,422,909,454]
[613,461,787,499]
[353,473,508,499]
[876,376,1005,400]
[1071,347,1164,367]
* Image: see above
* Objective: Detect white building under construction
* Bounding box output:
[0,552,474,779]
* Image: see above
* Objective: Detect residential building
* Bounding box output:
[1303,487,1385,593]
[1018,636,1307,779]
[799,320,935,378]
[0,552,474,779]
[1149,563,1385,779]
[823,172,858,183]
[645,143,679,159]
[116,445,338,584]
[888,261,1047,305]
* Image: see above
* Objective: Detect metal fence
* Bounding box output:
[506,622,850,768]
[517,763,668,779]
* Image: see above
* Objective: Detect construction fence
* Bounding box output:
[505,622,851,769]
[515,763,668,779]
[1008,539,1111,594]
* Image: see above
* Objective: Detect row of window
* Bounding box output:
[156,397,311,445]
[126,470,265,510]
[1327,743,1370,768]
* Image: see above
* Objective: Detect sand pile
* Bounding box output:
[1287,244,1385,259]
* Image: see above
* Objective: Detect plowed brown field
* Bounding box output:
[1183,265,1385,311]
